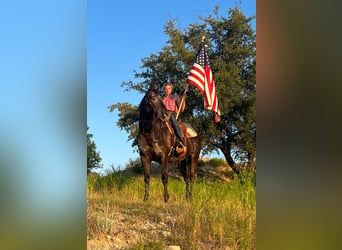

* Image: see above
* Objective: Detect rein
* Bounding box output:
[147,93,176,157]
[145,92,173,135]
[141,90,189,161]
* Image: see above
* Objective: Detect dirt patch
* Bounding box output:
[87,200,180,249]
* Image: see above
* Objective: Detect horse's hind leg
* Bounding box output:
[188,154,199,200]
[179,158,191,200]
[187,157,193,200]
[142,157,151,201]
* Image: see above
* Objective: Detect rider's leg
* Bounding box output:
[170,114,185,144]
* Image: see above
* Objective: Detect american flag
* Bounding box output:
[187,42,221,122]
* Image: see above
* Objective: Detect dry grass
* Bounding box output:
[87,161,256,249]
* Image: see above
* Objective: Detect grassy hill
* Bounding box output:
[87,158,256,249]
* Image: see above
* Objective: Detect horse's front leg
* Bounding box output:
[141,156,151,202]
[161,158,169,202]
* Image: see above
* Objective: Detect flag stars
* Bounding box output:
[195,44,210,69]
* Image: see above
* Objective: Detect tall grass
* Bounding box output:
[87,168,256,249]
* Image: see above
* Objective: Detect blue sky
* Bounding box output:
[87,0,256,173]
[0,0,86,244]
[0,1,253,240]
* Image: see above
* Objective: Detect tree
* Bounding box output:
[87,126,102,174]
[109,5,256,174]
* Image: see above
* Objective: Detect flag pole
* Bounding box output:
[176,83,189,120]
[176,36,206,120]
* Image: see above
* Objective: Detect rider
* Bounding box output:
[163,82,186,151]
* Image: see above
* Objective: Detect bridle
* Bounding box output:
[145,91,160,115]
[144,90,174,136]
[142,90,177,157]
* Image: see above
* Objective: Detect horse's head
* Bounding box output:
[140,88,168,120]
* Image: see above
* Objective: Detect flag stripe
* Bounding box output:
[187,63,205,92]
[186,43,221,122]
[187,77,204,94]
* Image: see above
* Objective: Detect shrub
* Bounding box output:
[208,158,226,167]
[197,159,206,167]
[126,158,144,175]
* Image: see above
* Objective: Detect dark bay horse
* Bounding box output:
[138,88,201,202]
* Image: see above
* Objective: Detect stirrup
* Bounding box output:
[175,142,187,154]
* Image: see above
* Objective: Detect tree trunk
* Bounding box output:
[221,149,240,175]
[247,151,256,173]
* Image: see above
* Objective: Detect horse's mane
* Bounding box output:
[139,89,169,120]
[138,95,149,118]
[139,89,170,134]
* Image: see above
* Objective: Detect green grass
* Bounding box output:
[208,158,227,167]
[87,162,256,249]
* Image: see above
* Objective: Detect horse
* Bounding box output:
[138,88,201,202]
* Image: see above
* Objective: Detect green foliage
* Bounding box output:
[88,170,132,193]
[108,103,140,148]
[125,158,144,175]
[87,126,102,174]
[208,158,227,167]
[109,5,256,174]
[197,159,206,167]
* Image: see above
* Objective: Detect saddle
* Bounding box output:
[163,113,197,156]
[180,122,198,138]
[163,112,196,139]
[175,120,198,156]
